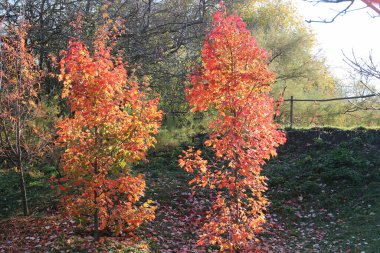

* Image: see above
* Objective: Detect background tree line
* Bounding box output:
[1,0,378,131]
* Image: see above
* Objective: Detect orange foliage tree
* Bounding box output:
[178,7,286,252]
[55,27,162,239]
[0,20,52,216]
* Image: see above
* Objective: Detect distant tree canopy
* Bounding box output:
[237,0,336,94]
[0,0,378,127]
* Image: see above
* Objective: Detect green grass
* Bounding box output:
[265,129,380,252]
[0,164,59,218]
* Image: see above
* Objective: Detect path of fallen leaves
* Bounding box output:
[0,214,147,252]
[0,215,73,252]
[0,174,368,252]
[142,175,355,253]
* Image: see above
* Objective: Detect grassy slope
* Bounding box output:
[140,128,380,252]
[264,129,380,252]
[0,128,379,252]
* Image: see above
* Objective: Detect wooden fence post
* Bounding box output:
[290,96,294,129]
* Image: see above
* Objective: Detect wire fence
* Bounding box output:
[162,93,379,128]
[284,93,378,129]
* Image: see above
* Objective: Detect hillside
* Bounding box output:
[1,129,379,252]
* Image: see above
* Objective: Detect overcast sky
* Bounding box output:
[292,0,380,87]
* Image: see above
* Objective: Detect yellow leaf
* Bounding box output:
[200,164,207,173]
[28,100,36,107]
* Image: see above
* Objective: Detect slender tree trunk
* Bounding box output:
[18,163,29,216]
[93,158,99,240]
[38,0,46,70]
[16,95,28,216]
[233,168,240,253]
[15,9,29,216]
[85,0,91,14]
[93,125,99,241]
[94,189,99,241]
[16,58,28,216]
[16,96,28,216]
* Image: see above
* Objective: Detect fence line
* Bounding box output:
[285,93,378,129]
[284,93,377,102]
[163,93,379,129]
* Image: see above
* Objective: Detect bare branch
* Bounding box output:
[305,0,355,23]
[304,0,380,23]
[343,51,380,82]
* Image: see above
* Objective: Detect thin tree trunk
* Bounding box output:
[18,163,29,216]
[93,157,99,240]
[94,189,99,241]
[16,88,29,216]
[16,22,28,215]
[85,0,91,14]
[93,125,99,241]
[38,0,46,70]
[233,168,240,253]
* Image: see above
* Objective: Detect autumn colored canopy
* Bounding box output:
[180,7,286,251]
[56,28,162,237]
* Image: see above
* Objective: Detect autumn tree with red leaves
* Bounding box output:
[55,26,162,240]
[178,7,286,252]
